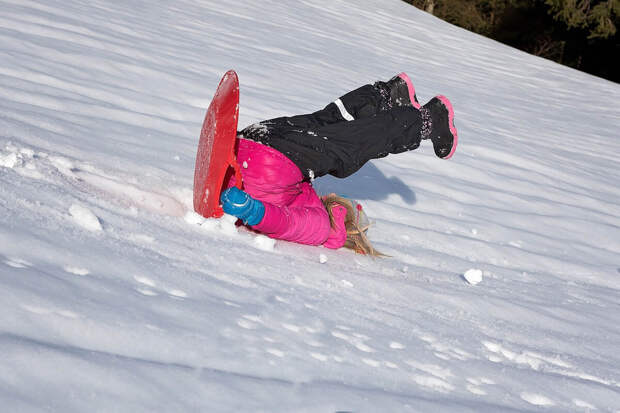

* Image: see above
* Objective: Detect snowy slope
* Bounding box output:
[1,0,619,411]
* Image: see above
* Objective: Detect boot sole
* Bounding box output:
[436,95,458,159]
[398,72,421,109]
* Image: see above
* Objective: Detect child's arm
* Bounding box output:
[252,202,332,246]
[254,182,347,247]
[222,184,347,248]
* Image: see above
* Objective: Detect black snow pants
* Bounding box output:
[240,82,424,179]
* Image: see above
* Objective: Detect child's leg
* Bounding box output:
[256,106,424,179]
[312,73,419,125]
[241,83,387,140]
[311,84,388,125]
[241,74,418,139]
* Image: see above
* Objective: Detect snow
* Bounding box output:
[63,265,90,276]
[69,203,103,231]
[0,0,619,412]
[463,268,483,285]
[254,233,277,252]
[521,392,556,407]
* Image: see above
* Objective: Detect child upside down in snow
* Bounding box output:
[220,73,458,256]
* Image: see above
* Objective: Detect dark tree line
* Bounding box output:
[402,0,619,82]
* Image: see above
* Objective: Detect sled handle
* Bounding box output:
[230,155,243,190]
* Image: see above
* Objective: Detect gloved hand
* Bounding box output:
[220,187,265,226]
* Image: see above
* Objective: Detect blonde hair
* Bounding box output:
[321,194,385,257]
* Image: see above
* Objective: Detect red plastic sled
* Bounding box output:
[193,70,243,218]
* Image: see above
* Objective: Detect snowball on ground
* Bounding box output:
[69,204,102,232]
[463,269,483,285]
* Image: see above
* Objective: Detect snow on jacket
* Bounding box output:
[225,138,347,248]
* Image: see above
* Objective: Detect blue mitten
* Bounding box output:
[220,187,265,226]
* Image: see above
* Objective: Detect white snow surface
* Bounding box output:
[1,0,619,412]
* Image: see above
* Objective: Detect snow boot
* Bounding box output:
[421,96,458,159]
[393,72,421,109]
[376,73,421,109]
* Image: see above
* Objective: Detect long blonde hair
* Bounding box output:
[321,194,385,257]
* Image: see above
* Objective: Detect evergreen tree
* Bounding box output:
[401,0,618,81]
[545,0,619,39]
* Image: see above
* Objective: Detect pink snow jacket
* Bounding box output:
[226,138,347,249]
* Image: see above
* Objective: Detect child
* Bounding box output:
[220,73,458,255]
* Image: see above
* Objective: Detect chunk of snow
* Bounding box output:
[169,289,187,298]
[572,399,596,409]
[254,234,275,251]
[463,269,483,285]
[319,254,327,263]
[0,152,19,168]
[219,214,239,236]
[520,392,555,406]
[184,211,205,225]
[69,204,102,232]
[63,266,90,276]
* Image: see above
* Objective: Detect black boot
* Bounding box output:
[421,96,458,159]
[375,73,420,109]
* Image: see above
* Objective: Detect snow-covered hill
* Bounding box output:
[1,0,619,411]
